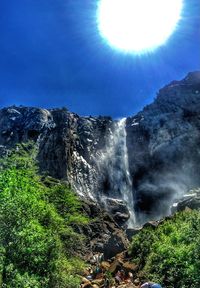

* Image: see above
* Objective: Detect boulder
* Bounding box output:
[106,198,130,226]
[81,277,92,288]
[91,279,104,286]
[108,258,122,274]
[122,262,138,272]
[103,231,129,259]
[126,227,142,240]
[100,261,110,270]
[172,190,200,212]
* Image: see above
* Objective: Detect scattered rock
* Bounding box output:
[122,262,138,272]
[80,245,139,287]
[108,258,122,274]
[133,278,140,285]
[100,261,110,270]
[81,277,92,288]
[91,279,104,286]
[126,227,142,241]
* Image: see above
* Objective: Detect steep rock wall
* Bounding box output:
[126,71,200,223]
[0,106,113,198]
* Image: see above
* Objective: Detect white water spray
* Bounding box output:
[100,118,136,226]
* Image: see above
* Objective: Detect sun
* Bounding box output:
[97,0,183,54]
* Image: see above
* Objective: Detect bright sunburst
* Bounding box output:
[97,0,183,54]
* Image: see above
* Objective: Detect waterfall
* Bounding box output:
[99,118,136,227]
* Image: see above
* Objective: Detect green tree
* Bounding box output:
[0,144,87,287]
[130,210,200,288]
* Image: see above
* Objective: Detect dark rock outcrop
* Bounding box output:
[106,198,130,226]
[176,196,200,212]
[77,199,129,259]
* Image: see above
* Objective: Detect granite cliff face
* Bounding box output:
[0,71,200,225]
[126,71,200,223]
[0,107,113,198]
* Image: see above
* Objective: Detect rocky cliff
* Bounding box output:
[0,71,200,225]
[126,71,200,223]
[0,107,113,197]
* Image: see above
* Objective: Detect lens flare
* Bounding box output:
[97,0,183,54]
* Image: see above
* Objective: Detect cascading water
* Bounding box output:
[99,118,136,227]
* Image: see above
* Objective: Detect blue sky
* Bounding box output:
[0,0,200,118]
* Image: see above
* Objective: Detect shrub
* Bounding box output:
[130,210,200,288]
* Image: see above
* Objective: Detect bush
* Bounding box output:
[130,210,200,288]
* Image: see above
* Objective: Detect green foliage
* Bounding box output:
[0,144,87,287]
[47,183,89,226]
[130,210,200,288]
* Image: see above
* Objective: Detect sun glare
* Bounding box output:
[97,0,183,54]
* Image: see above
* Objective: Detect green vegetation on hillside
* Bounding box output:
[130,210,200,288]
[0,143,88,287]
